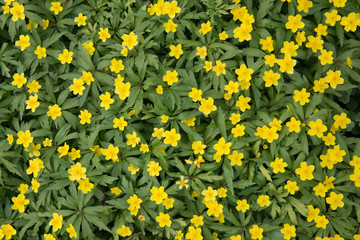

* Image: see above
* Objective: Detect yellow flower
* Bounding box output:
[277,55,296,74]
[233,23,253,42]
[295,162,315,181]
[150,186,168,204]
[326,192,344,210]
[34,45,47,59]
[27,80,41,93]
[236,199,249,212]
[199,21,212,35]
[16,130,33,148]
[206,201,223,217]
[58,49,73,64]
[295,31,306,46]
[315,24,328,36]
[139,143,149,153]
[313,78,329,93]
[99,92,114,110]
[212,60,226,76]
[176,176,189,189]
[74,13,86,26]
[318,49,333,65]
[236,95,251,112]
[31,179,40,193]
[26,94,40,112]
[249,225,263,240]
[67,148,80,161]
[259,36,274,52]
[281,41,298,57]
[44,233,55,240]
[69,78,85,95]
[115,82,131,100]
[333,112,351,129]
[113,117,127,131]
[50,2,63,15]
[324,70,344,89]
[313,182,327,197]
[26,158,44,178]
[102,144,119,161]
[128,164,139,175]
[257,195,271,207]
[183,117,196,127]
[98,27,111,42]
[332,0,347,7]
[185,226,202,240]
[202,186,217,202]
[11,193,29,213]
[156,85,163,94]
[325,10,341,26]
[263,70,280,87]
[190,215,204,227]
[78,109,92,124]
[47,104,62,120]
[121,32,138,50]
[270,157,287,174]
[232,124,245,137]
[117,225,132,237]
[204,61,212,71]
[314,215,328,229]
[58,142,69,158]
[156,212,171,227]
[163,70,178,85]
[126,131,141,147]
[281,224,296,240]
[111,187,122,195]
[1,224,16,240]
[147,161,162,176]
[297,0,312,13]
[7,134,14,145]
[214,137,231,156]
[293,88,310,105]
[15,35,30,51]
[78,177,94,194]
[264,54,277,67]
[347,57,353,69]
[164,19,177,33]
[188,88,202,102]
[164,128,181,147]
[164,0,181,18]
[83,41,95,55]
[12,73,27,88]
[219,31,228,40]
[196,46,207,59]
[10,2,25,22]
[308,119,327,138]
[225,81,240,95]
[49,213,63,232]
[68,162,86,182]
[305,35,323,53]
[152,127,165,139]
[192,141,206,155]
[42,19,49,29]
[230,235,241,240]
[199,97,217,115]
[284,180,299,194]
[66,224,77,238]
[285,14,304,33]
[3,5,10,14]
[228,150,243,166]
[110,58,124,73]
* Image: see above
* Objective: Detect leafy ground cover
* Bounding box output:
[0,0,360,239]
